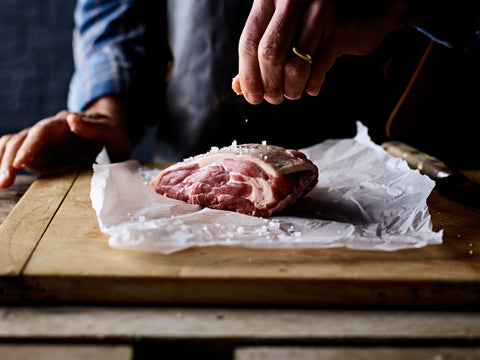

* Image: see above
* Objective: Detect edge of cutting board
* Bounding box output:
[0,170,79,302]
[3,168,480,306]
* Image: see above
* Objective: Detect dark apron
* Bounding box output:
[152,0,480,169]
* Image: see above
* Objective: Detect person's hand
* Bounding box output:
[0,97,132,188]
[232,0,412,104]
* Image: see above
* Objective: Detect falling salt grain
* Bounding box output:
[469,250,473,255]
[262,140,267,145]
[268,220,280,230]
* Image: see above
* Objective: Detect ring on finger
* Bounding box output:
[292,46,313,64]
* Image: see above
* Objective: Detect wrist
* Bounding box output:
[84,96,128,125]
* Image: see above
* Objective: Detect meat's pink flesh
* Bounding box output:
[150,143,318,217]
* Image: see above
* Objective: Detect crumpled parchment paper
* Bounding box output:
[90,122,443,254]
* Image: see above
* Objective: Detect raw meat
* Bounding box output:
[150,143,318,217]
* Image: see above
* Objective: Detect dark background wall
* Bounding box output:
[0,0,153,161]
[0,0,75,134]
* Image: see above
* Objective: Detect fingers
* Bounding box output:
[13,114,70,170]
[66,112,112,140]
[66,113,132,161]
[0,108,132,188]
[237,0,332,104]
[238,0,274,104]
[232,74,242,95]
[0,131,27,188]
[257,1,303,104]
[283,0,325,99]
[305,45,338,96]
[235,0,348,104]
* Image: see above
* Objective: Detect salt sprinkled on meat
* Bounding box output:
[150,143,319,217]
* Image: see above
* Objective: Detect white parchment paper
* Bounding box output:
[91,122,443,254]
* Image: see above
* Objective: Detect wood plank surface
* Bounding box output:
[2,307,480,341]
[0,171,78,302]
[0,174,36,224]
[234,347,480,360]
[3,169,480,305]
[0,344,133,360]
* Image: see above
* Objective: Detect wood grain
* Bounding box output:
[234,347,480,360]
[3,168,480,305]
[0,171,78,301]
[0,345,132,360]
[0,174,36,224]
[2,306,480,341]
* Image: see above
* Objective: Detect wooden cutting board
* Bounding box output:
[1,167,480,306]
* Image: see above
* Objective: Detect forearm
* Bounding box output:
[68,0,169,144]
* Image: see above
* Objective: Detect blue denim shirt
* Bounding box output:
[68,0,142,112]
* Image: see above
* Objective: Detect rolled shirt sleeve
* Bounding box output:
[414,1,480,50]
[67,0,146,112]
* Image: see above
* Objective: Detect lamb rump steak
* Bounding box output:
[150,143,318,217]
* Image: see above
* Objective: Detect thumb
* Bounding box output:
[66,113,132,161]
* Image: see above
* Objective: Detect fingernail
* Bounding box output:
[66,112,79,122]
[245,93,263,104]
[13,150,29,169]
[264,95,284,104]
[0,169,9,182]
[284,93,301,101]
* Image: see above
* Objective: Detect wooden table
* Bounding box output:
[1,171,480,359]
